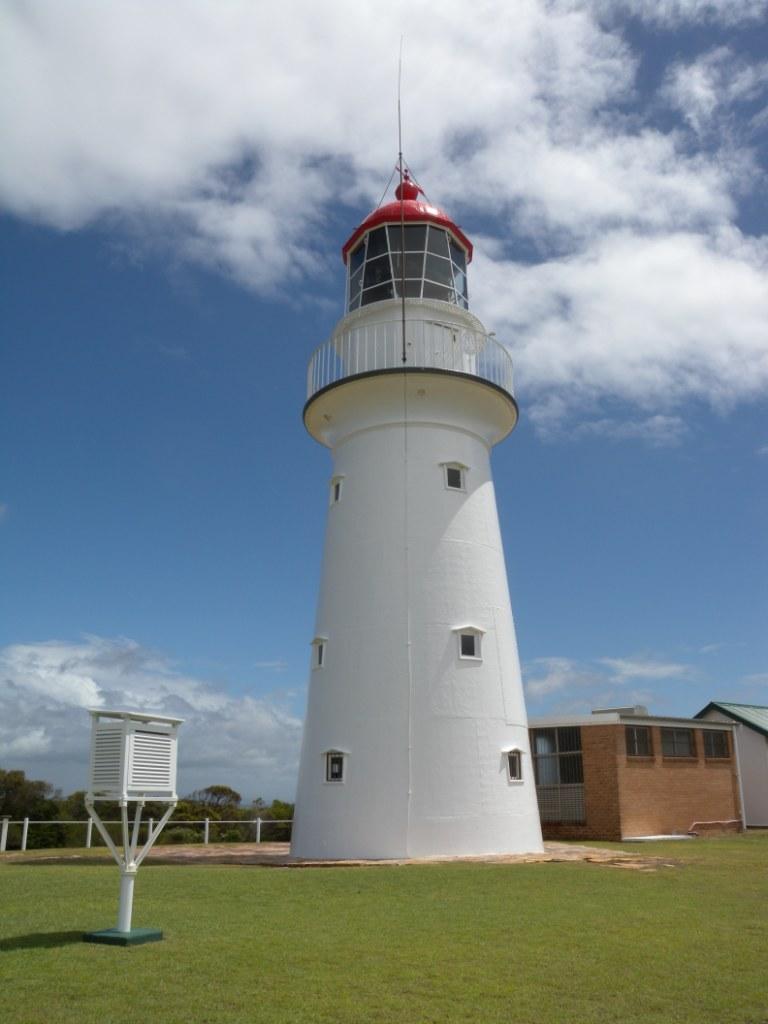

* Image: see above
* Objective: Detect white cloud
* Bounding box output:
[662,46,768,136]
[475,228,768,429]
[0,636,302,800]
[0,726,49,757]
[0,1,766,435]
[742,671,768,686]
[524,651,696,715]
[599,656,692,682]
[571,413,688,446]
[525,653,692,699]
[524,656,602,697]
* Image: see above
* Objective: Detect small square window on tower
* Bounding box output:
[461,633,478,657]
[441,462,468,491]
[504,749,523,782]
[330,475,344,505]
[453,625,484,661]
[324,750,347,783]
[311,636,328,669]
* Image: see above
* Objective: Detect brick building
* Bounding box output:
[527,707,742,841]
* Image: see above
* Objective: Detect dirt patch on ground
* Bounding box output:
[2,841,676,871]
[143,841,673,871]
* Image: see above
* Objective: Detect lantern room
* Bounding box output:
[342,173,473,313]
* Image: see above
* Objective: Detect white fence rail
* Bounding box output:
[0,815,292,852]
[307,318,515,400]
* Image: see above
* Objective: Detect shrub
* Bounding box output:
[163,827,201,845]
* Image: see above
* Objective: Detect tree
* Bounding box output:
[259,799,295,841]
[186,785,242,810]
[0,769,64,848]
[0,769,59,819]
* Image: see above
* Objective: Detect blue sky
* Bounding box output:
[1,0,766,801]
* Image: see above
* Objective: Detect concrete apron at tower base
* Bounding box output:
[292,370,543,860]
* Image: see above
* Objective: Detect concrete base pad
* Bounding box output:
[83,928,163,946]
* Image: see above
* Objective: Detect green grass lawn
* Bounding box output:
[2,834,767,1024]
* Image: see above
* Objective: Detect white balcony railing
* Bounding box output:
[307,318,515,401]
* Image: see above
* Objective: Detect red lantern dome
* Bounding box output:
[342,171,473,264]
[341,171,473,312]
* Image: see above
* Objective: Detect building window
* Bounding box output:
[703,730,730,759]
[325,751,345,783]
[311,637,327,670]
[442,463,466,491]
[626,725,652,757]
[531,727,585,823]
[330,476,344,504]
[454,626,484,661]
[661,728,695,758]
[506,750,522,782]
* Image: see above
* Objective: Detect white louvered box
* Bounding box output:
[87,710,183,802]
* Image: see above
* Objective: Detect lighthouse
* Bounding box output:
[290,171,543,859]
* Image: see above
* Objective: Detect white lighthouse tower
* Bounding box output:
[291,171,543,859]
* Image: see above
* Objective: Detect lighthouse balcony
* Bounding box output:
[307,310,515,403]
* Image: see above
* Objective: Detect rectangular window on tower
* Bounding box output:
[325,752,345,783]
[506,750,522,782]
[312,637,327,670]
[454,625,485,661]
[330,476,344,505]
[442,462,467,491]
[460,633,478,657]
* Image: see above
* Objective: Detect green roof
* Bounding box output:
[695,702,768,738]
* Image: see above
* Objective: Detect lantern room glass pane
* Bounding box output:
[361,282,395,305]
[366,227,388,259]
[422,281,454,302]
[427,226,451,258]
[453,267,467,300]
[363,254,392,290]
[391,252,426,279]
[424,255,454,287]
[349,243,365,276]
[394,279,423,298]
[449,240,466,272]
[388,224,427,252]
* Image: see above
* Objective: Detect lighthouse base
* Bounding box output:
[291,806,544,862]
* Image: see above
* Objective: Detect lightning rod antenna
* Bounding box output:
[398,37,407,365]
